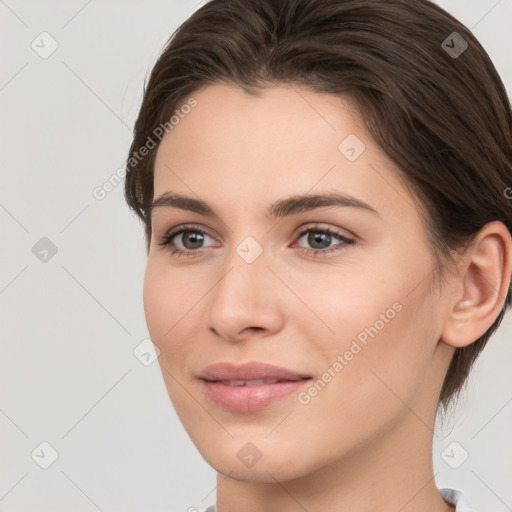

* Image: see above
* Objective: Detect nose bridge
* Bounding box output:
[213,234,269,307]
[206,232,283,338]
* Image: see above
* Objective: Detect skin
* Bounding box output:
[143,83,512,512]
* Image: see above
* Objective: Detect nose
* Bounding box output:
[206,244,285,342]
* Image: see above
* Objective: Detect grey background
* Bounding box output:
[0,1,511,511]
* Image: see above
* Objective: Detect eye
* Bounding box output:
[294,224,355,255]
[156,223,355,258]
[156,225,217,257]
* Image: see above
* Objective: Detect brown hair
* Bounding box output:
[124,0,512,412]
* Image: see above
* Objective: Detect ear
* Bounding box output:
[441,221,512,348]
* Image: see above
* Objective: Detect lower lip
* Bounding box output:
[201,379,311,412]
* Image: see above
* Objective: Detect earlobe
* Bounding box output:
[441,221,512,348]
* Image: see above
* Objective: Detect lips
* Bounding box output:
[198,361,312,412]
[198,361,311,382]
[217,379,281,386]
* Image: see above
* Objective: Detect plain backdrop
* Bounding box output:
[1,1,511,511]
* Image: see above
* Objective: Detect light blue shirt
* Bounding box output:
[440,488,475,511]
[199,487,474,511]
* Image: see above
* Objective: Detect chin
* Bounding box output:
[194,436,315,483]
[207,455,307,483]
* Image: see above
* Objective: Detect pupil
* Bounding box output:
[184,232,204,249]
[308,232,331,249]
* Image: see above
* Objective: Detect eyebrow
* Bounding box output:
[150,191,379,218]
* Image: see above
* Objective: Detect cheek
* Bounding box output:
[288,259,402,344]
[142,261,196,355]
[142,262,199,410]
[142,263,169,341]
[295,258,435,402]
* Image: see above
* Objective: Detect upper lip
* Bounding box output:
[198,361,311,382]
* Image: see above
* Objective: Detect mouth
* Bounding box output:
[213,378,298,386]
[200,378,312,412]
[198,361,312,412]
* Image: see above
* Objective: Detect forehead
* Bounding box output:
[152,83,412,222]
[157,82,365,155]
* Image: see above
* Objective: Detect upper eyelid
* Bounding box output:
[296,224,352,236]
[163,222,350,235]
[162,223,354,244]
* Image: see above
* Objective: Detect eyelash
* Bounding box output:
[156,223,355,258]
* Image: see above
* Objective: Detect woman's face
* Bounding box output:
[144,83,454,481]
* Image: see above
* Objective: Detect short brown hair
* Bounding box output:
[124,0,512,411]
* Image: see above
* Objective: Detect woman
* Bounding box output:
[124,0,512,510]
